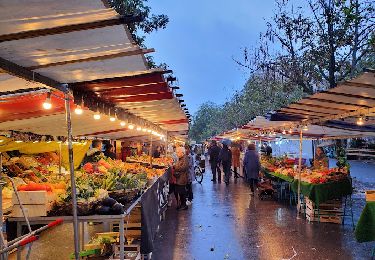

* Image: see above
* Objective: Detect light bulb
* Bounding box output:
[282,129,286,135]
[74,105,83,115]
[42,93,52,110]
[94,113,101,120]
[110,117,116,122]
[120,121,126,127]
[136,126,142,131]
[147,129,152,133]
[142,128,147,132]
[303,125,309,131]
[356,117,364,126]
[128,124,134,130]
[289,128,293,134]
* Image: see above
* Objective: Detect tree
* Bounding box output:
[108,0,169,68]
[189,75,303,142]
[235,0,375,92]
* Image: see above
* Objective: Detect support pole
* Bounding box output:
[59,142,62,176]
[297,128,303,218]
[64,92,80,259]
[165,133,168,157]
[149,134,153,168]
[0,153,3,260]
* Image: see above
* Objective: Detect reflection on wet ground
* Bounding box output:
[153,163,374,260]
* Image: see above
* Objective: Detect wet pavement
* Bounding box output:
[153,163,375,260]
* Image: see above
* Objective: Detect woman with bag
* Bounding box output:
[174,146,190,210]
[243,143,260,195]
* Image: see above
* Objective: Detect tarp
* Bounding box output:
[0,137,91,169]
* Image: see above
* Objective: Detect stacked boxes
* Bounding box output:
[305,198,343,224]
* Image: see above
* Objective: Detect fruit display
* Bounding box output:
[262,156,349,184]
[1,151,170,216]
[127,155,173,167]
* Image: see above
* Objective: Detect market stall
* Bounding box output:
[214,70,375,227]
[0,0,189,259]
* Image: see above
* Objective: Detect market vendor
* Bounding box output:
[104,143,116,159]
[84,140,104,163]
[313,147,328,169]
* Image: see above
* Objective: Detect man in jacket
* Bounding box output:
[208,140,221,182]
[219,143,232,185]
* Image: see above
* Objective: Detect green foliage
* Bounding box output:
[108,0,169,68]
[189,75,303,142]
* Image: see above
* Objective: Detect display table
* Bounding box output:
[355,201,375,243]
[8,196,141,260]
[262,168,294,183]
[291,178,352,205]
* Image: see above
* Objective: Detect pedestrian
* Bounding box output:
[186,145,194,205]
[231,144,241,178]
[174,146,189,210]
[243,143,260,195]
[219,143,232,185]
[208,140,221,182]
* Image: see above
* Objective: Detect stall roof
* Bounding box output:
[215,71,375,141]
[0,0,188,138]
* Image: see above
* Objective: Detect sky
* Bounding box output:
[144,1,277,114]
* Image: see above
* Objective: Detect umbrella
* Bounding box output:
[221,139,231,146]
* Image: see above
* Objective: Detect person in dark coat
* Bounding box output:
[243,143,260,195]
[208,140,221,182]
[174,147,189,210]
[219,143,232,185]
[104,144,116,159]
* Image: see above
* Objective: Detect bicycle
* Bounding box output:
[194,154,205,184]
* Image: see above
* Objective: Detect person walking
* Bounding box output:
[231,144,241,178]
[219,143,232,185]
[174,146,189,210]
[243,143,260,195]
[186,145,194,204]
[208,140,221,182]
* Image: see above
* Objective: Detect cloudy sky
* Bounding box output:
[144,1,278,114]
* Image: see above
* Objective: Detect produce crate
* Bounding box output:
[11,191,55,217]
[305,198,343,224]
[112,243,141,260]
[111,206,141,240]
[365,190,375,202]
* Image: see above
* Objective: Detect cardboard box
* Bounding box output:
[366,190,375,202]
[12,191,47,205]
[12,204,48,217]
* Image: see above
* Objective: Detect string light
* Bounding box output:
[282,129,286,135]
[303,125,309,131]
[128,124,134,130]
[74,105,83,115]
[120,121,126,127]
[42,92,52,110]
[142,128,147,132]
[136,126,142,131]
[289,128,293,134]
[93,112,101,120]
[147,129,152,133]
[110,116,116,122]
[356,116,364,126]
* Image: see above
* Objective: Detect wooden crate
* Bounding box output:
[366,190,375,202]
[305,198,343,224]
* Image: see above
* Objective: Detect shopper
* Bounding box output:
[243,143,260,195]
[219,143,232,185]
[186,145,194,204]
[231,144,241,178]
[208,140,221,182]
[174,146,189,210]
[104,144,116,159]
